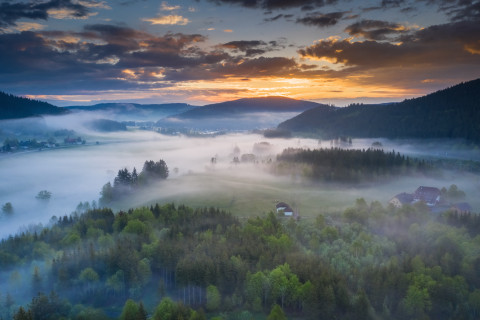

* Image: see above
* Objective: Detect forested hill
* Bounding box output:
[278,78,480,142]
[66,103,196,119]
[0,91,66,120]
[173,96,332,119]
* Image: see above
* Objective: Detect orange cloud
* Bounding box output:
[143,15,190,25]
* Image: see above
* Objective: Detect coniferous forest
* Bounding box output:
[275,148,431,183]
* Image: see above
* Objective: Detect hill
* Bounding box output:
[172,96,330,119]
[0,91,66,120]
[65,102,196,120]
[278,78,480,141]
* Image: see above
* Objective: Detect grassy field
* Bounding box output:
[115,165,480,220]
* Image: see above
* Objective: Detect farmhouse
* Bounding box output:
[413,186,442,207]
[276,202,294,217]
[389,192,414,208]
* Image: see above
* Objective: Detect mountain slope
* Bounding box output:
[279,78,480,141]
[65,103,196,120]
[173,96,330,119]
[0,91,66,120]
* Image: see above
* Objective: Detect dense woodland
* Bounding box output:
[0,197,479,319]
[0,92,66,120]
[279,78,480,142]
[275,148,431,182]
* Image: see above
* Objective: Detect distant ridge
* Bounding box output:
[66,102,195,112]
[65,102,196,119]
[172,96,331,119]
[0,91,66,120]
[278,78,480,142]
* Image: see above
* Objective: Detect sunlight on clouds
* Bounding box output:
[161,1,181,11]
[28,75,422,106]
[48,8,98,19]
[465,43,480,55]
[122,69,137,78]
[77,0,111,9]
[10,22,46,32]
[223,29,233,33]
[169,76,422,104]
[95,56,119,65]
[142,15,190,25]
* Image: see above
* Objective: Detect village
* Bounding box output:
[1,136,86,153]
[389,185,472,214]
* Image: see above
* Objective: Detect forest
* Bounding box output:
[1,194,480,319]
[275,148,431,182]
[278,79,480,142]
[99,160,169,206]
[0,92,65,120]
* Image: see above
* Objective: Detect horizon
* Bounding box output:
[12,77,477,108]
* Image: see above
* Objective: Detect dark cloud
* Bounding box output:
[0,25,216,93]
[301,5,315,10]
[299,20,480,69]
[207,0,338,10]
[218,39,285,56]
[0,0,96,28]
[444,0,480,21]
[119,0,147,5]
[380,0,405,8]
[263,13,294,22]
[163,56,302,81]
[296,11,346,27]
[345,20,407,40]
[0,23,323,93]
[221,40,266,51]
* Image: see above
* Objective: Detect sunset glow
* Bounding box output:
[0,0,478,106]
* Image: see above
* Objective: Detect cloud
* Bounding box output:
[223,29,233,32]
[296,11,346,27]
[344,20,409,40]
[47,8,98,19]
[296,19,480,90]
[0,25,213,93]
[442,0,480,21]
[0,0,105,28]
[143,15,190,25]
[5,22,46,32]
[300,20,480,67]
[218,39,285,56]
[161,1,181,11]
[77,0,111,9]
[263,13,294,22]
[206,0,339,10]
[163,56,305,82]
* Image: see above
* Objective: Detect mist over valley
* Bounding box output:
[1,82,480,320]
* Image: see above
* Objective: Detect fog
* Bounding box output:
[2,113,480,239]
[156,112,304,131]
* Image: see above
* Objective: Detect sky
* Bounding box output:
[0,0,479,106]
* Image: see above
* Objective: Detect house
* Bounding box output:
[413,186,442,207]
[64,137,83,145]
[276,202,294,217]
[389,193,414,208]
[240,153,256,162]
[450,202,472,214]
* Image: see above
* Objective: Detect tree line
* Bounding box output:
[275,147,431,182]
[100,160,169,205]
